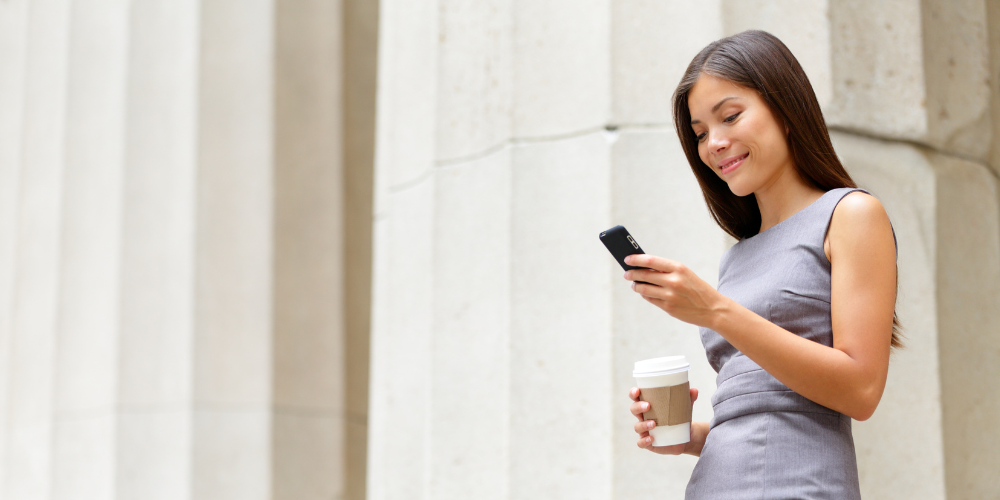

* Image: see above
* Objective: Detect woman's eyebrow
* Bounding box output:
[690,96,742,125]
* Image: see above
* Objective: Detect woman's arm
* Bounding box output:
[624,192,896,421]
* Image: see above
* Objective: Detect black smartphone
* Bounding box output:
[599,225,651,281]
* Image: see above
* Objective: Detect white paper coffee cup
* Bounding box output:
[633,355,691,447]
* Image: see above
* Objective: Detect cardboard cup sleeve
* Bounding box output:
[639,381,692,426]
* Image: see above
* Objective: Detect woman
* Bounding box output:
[625,30,901,499]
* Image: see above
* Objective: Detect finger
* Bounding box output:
[637,435,654,449]
[629,387,642,402]
[624,269,663,286]
[640,294,669,310]
[690,387,699,403]
[624,254,682,273]
[634,419,656,435]
[632,281,663,299]
[630,400,650,417]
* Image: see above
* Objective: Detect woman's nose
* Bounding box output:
[707,130,729,153]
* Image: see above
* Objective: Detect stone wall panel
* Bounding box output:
[988,0,1000,175]
[920,0,991,159]
[372,0,439,191]
[934,157,1000,500]
[435,0,512,162]
[6,0,72,497]
[0,0,29,493]
[430,152,511,500]
[827,0,927,140]
[509,132,612,499]
[366,180,435,500]
[118,0,199,496]
[51,0,129,497]
[512,0,611,137]
[273,1,345,498]
[612,0,723,125]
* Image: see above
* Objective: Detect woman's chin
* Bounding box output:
[726,183,755,198]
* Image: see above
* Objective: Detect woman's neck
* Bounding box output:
[754,167,825,233]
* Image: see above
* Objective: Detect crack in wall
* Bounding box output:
[386,121,1000,194]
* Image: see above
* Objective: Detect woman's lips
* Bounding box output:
[719,153,748,175]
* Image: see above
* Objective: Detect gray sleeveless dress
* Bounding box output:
[686,188,885,499]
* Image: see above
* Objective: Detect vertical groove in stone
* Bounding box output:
[51,0,129,498]
[272,0,345,499]
[367,0,439,498]
[919,0,991,159]
[5,0,72,498]
[0,0,30,495]
[988,0,1000,176]
[935,160,1000,500]
[343,0,379,498]
[117,0,199,498]
[193,0,274,498]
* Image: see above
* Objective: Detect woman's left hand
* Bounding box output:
[623,254,726,328]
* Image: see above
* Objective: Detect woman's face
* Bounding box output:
[688,73,794,197]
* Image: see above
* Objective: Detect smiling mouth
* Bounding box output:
[719,153,749,172]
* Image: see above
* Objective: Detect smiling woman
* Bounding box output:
[624,30,902,499]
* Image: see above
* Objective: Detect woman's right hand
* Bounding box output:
[629,387,708,456]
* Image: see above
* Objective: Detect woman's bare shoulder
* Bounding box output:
[826,190,894,261]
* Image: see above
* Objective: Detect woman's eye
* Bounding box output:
[724,112,741,123]
[696,132,707,142]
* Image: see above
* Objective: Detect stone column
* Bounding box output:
[0,0,368,498]
[369,1,1000,499]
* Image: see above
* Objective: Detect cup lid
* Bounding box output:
[633,355,689,376]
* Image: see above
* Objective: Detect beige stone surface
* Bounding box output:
[6,1,72,497]
[366,179,435,500]
[343,0,379,496]
[192,410,270,500]
[921,0,991,160]
[919,0,992,159]
[373,0,439,190]
[934,158,1000,499]
[52,418,115,500]
[509,132,612,499]
[430,150,511,500]
[721,0,832,109]
[612,0,723,125]
[989,0,1000,176]
[435,0,512,162]
[272,413,344,500]
[831,131,946,500]
[116,411,192,499]
[117,1,199,497]
[827,0,927,140]
[119,0,198,409]
[51,1,128,495]
[272,2,345,498]
[0,0,28,493]
[609,128,725,499]
[512,0,611,137]
[273,0,343,416]
[195,0,273,407]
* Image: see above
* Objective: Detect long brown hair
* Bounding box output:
[672,30,902,349]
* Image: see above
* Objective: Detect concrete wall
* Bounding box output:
[369,1,1000,499]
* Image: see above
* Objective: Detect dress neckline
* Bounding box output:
[742,188,841,242]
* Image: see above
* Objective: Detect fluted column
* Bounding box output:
[1,0,365,498]
[369,1,1000,499]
